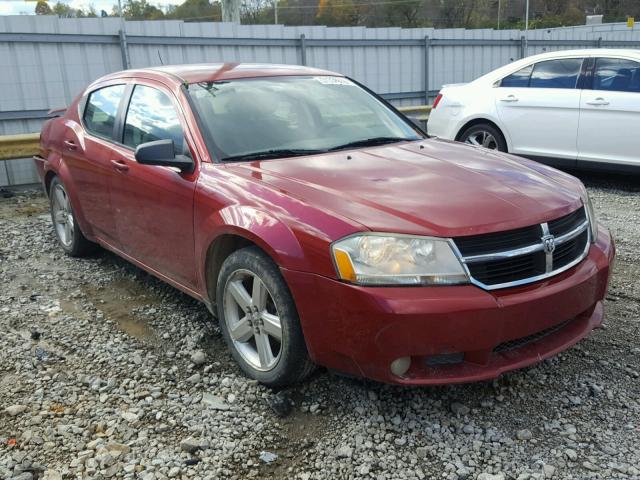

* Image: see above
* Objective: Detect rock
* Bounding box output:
[12,473,33,480]
[121,411,138,423]
[451,402,470,416]
[5,405,27,416]
[104,463,121,478]
[180,437,202,454]
[477,473,505,480]
[190,350,206,365]
[516,429,533,440]
[168,466,181,477]
[106,442,130,455]
[259,451,278,463]
[336,445,353,459]
[565,449,578,461]
[543,464,556,478]
[267,391,292,418]
[202,393,230,410]
[186,373,201,384]
[42,470,62,480]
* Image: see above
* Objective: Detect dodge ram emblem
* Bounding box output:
[542,234,556,254]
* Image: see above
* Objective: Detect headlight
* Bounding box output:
[331,233,469,286]
[584,192,598,243]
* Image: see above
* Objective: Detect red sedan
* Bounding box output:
[35,63,614,386]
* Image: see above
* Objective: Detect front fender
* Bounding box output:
[195,204,310,296]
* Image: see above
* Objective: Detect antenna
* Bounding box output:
[157,50,164,66]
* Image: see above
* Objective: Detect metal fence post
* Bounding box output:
[299,33,307,66]
[520,35,526,59]
[596,36,602,48]
[424,35,430,104]
[119,29,131,69]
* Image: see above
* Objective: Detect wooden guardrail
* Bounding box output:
[0,105,431,162]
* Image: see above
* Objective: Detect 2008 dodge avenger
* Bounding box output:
[34,63,615,386]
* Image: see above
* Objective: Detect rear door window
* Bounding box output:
[123,85,184,155]
[593,57,640,92]
[83,84,126,139]
[529,58,584,89]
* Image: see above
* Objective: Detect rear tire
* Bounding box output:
[458,123,507,152]
[216,246,315,387]
[49,177,95,257]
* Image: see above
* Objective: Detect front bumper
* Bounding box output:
[283,225,614,385]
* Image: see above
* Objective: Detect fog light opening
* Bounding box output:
[390,356,411,377]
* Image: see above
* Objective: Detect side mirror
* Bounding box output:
[135,139,195,174]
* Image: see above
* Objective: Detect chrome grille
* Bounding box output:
[454,207,590,290]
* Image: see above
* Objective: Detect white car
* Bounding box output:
[427,49,640,171]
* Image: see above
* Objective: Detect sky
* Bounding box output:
[0,0,184,15]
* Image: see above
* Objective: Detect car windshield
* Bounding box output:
[186,76,423,161]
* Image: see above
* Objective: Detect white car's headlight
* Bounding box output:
[584,192,598,243]
[331,233,469,286]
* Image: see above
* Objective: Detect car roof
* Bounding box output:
[96,63,342,86]
[523,48,640,60]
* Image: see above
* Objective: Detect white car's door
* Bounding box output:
[577,57,640,168]
[495,57,584,164]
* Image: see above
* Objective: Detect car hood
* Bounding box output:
[229,139,585,238]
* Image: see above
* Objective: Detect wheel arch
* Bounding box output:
[455,117,510,152]
[44,169,57,195]
[199,206,308,308]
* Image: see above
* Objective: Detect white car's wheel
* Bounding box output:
[459,123,507,152]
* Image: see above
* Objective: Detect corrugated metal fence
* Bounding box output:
[2,16,640,186]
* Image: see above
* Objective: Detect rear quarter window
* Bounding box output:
[83,84,126,139]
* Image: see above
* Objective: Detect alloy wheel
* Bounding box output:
[223,269,283,371]
[52,184,74,247]
[465,130,498,149]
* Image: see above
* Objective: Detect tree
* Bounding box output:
[52,2,85,17]
[35,1,52,15]
[384,0,424,27]
[166,0,222,21]
[117,0,165,20]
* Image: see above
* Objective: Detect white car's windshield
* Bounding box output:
[187,76,423,161]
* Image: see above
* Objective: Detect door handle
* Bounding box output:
[63,139,77,150]
[110,159,129,172]
[500,95,518,102]
[586,97,609,106]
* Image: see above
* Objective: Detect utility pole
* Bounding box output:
[118,0,125,29]
[221,0,240,23]
[524,0,529,32]
[497,0,501,29]
[274,0,278,24]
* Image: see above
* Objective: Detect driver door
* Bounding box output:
[108,82,199,290]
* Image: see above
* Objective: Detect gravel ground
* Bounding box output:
[1,173,639,480]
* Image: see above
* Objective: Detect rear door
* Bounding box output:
[65,83,126,242]
[495,57,585,166]
[577,56,640,168]
[108,81,199,290]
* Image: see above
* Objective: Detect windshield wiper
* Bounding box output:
[220,148,326,162]
[328,136,416,152]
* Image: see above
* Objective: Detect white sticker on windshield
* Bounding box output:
[314,76,355,86]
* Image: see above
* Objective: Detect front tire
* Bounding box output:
[49,177,95,257]
[216,246,315,387]
[458,123,507,152]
